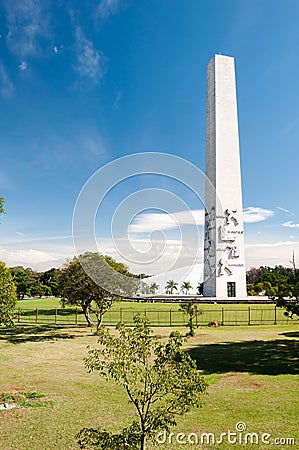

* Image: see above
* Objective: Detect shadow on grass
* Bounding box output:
[189,338,299,375]
[280,331,299,338]
[0,324,87,344]
[18,308,80,317]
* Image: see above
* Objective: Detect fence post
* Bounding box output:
[120,308,123,323]
[18,307,20,323]
[196,311,198,328]
[169,309,172,327]
[55,308,57,325]
[75,308,78,325]
[36,307,38,324]
[144,308,147,317]
[248,306,251,325]
[274,306,277,325]
[221,307,224,326]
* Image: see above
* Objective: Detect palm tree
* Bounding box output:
[181,281,193,295]
[149,282,159,294]
[165,279,178,294]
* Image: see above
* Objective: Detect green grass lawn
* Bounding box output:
[15,297,292,327]
[0,322,298,449]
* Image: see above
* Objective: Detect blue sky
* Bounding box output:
[1,0,299,274]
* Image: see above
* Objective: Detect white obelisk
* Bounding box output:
[203,54,247,298]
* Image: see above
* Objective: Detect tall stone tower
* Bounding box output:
[203,54,247,298]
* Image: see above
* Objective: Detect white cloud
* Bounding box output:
[4,0,50,59]
[245,240,299,249]
[96,0,120,20]
[245,240,299,268]
[19,60,28,71]
[129,210,205,234]
[0,63,13,97]
[74,27,106,83]
[95,235,203,276]
[129,206,275,234]
[243,207,275,223]
[282,221,299,229]
[0,247,70,271]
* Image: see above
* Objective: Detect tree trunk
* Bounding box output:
[96,313,103,331]
[140,433,146,450]
[82,302,94,326]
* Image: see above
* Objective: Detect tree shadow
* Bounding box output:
[0,324,87,344]
[280,331,299,338]
[18,308,79,317]
[189,338,299,375]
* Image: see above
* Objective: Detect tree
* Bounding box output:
[10,266,40,299]
[0,261,17,326]
[77,315,207,450]
[59,252,136,329]
[276,282,299,319]
[0,197,5,216]
[196,282,203,295]
[34,284,52,298]
[39,268,60,296]
[180,281,192,295]
[179,302,202,336]
[246,267,261,285]
[149,282,159,295]
[252,281,278,298]
[165,279,178,294]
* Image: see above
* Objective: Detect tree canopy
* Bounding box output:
[0,261,17,326]
[59,252,138,329]
[246,265,299,319]
[180,281,192,294]
[165,279,178,294]
[0,197,5,215]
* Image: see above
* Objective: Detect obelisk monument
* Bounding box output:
[203,54,247,298]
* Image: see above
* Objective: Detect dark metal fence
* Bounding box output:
[15,306,292,327]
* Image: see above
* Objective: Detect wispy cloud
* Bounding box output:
[16,231,26,237]
[245,240,299,249]
[282,221,299,229]
[96,0,120,20]
[276,206,295,215]
[129,207,274,233]
[129,210,205,234]
[113,90,122,108]
[4,234,73,246]
[243,207,275,223]
[245,240,299,268]
[4,0,50,59]
[0,62,13,97]
[74,27,106,83]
